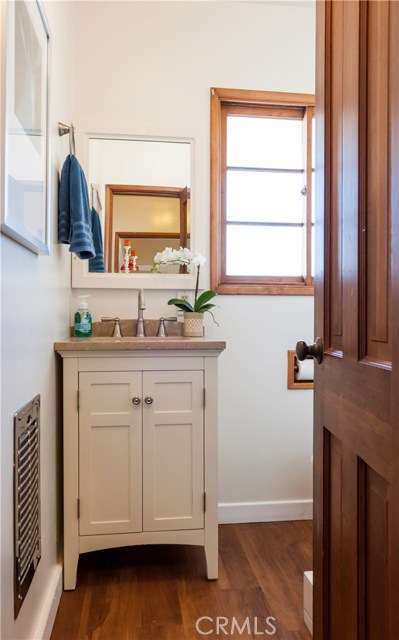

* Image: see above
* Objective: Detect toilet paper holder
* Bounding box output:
[287,350,314,390]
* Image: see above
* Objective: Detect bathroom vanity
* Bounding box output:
[55,334,225,590]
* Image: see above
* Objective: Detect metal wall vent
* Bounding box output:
[14,395,41,618]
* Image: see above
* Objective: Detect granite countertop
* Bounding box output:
[54,335,226,352]
[54,319,225,352]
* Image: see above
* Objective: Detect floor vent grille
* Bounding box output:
[14,395,41,618]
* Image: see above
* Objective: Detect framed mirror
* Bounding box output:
[71,133,197,289]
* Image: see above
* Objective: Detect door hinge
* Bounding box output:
[203,492,206,513]
[77,390,80,411]
[203,388,206,409]
[77,498,80,519]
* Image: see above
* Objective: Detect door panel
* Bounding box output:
[142,370,204,532]
[79,371,143,535]
[315,1,399,637]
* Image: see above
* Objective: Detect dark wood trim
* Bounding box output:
[389,0,399,634]
[210,87,223,292]
[212,86,315,107]
[314,1,329,638]
[215,283,314,297]
[225,103,306,120]
[210,87,315,296]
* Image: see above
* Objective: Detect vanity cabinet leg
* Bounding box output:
[63,549,79,590]
[204,529,218,580]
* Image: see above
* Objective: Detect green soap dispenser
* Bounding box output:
[74,295,92,337]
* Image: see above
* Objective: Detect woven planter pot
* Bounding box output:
[183,312,204,337]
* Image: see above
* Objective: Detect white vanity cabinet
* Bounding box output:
[55,339,225,590]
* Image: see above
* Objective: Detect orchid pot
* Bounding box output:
[183,312,204,337]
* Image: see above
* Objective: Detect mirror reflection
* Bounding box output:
[104,184,190,273]
[88,137,191,275]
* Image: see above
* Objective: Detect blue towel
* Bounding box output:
[89,208,105,272]
[58,155,95,259]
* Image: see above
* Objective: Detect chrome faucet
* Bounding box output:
[157,316,177,337]
[101,317,123,337]
[136,289,146,336]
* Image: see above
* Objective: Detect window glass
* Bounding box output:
[226,225,303,276]
[227,116,303,170]
[226,171,304,224]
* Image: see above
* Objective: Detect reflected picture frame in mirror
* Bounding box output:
[71,131,197,290]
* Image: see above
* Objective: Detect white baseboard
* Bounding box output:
[218,499,313,524]
[32,564,63,640]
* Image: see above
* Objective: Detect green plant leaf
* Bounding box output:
[194,290,217,310]
[196,303,217,312]
[167,298,194,312]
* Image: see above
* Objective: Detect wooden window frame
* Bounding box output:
[210,88,315,296]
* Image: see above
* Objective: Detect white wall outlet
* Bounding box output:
[176,291,191,320]
[177,290,191,303]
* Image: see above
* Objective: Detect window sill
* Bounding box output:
[214,283,314,296]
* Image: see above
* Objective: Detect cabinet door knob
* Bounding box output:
[132,396,141,405]
[144,396,154,405]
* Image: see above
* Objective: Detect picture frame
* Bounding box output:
[1,0,50,255]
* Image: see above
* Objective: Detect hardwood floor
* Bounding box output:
[51,521,312,640]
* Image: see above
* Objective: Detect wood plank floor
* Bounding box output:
[51,521,312,640]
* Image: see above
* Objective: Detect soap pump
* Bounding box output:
[74,295,92,337]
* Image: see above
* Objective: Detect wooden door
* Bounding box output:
[142,370,204,532]
[313,1,399,637]
[79,371,143,535]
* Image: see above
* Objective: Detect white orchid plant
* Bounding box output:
[152,247,218,322]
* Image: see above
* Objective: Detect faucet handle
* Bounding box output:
[157,317,177,337]
[101,317,123,337]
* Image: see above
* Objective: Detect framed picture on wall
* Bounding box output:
[1,0,51,255]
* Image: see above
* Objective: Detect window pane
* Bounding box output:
[226,225,304,276]
[226,170,304,223]
[227,116,303,170]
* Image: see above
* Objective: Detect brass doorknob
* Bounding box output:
[296,337,324,364]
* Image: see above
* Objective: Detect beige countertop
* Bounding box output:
[54,336,226,352]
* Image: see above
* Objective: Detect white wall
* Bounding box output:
[72,0,315,522]
[0,2,74,638]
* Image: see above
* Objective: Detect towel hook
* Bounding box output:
[58,122,76,156]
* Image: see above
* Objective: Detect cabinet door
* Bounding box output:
[79,371,142,535]
[142,370,204,531]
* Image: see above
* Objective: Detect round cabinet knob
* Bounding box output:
[132,396,141,406]
[296,337,324,364]
[144,396,154,405]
